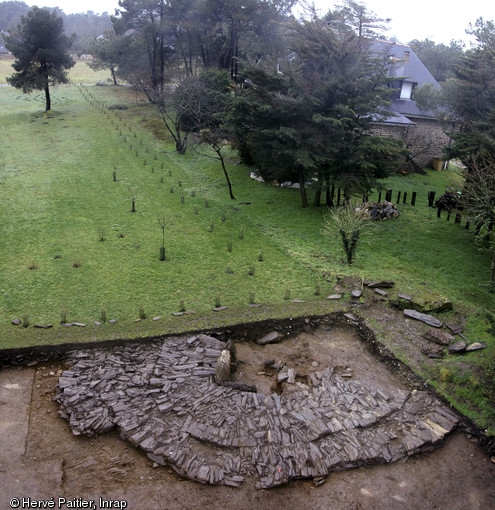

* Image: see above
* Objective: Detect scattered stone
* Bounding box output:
[108,319,117,324]
[446,324,464,335]
[212,306,228,312]
[71,322,86,327]
[94,321,101,326]
[33,324,53,329]
[465,342,487,352]
[223,381,257,392]
[374,288,387,296]
[183,311,196,315]
[153,316,161,321]
[351,290,362,298]
[11,319,21,325]
[398,294,412,301]
[448,340,467,354]
[421,343,445,359]
[214,350,231,384]
[256,331,282,345]
[248,304,263,308]
[367,280,395,289]
[326,294,342,300]
[172,312,184,316]
[423,329,455,345]
[403,309,442,328]
[290,299,305,303]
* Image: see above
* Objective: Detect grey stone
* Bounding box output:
[423,329,455,345]
[374,288,387,296]
[212,306,228,312]
[326,294,342,300]
[256,331,282,345]
[397,294,412,301]
[403,309,442,328]
[421,343,445,359]
[448,340,467,354]
[11,319,21,325]
[290,299,305,303]
[108,319,117,324]
[367,280,395,288]
[214,350,231,384]
[351,290,362,298]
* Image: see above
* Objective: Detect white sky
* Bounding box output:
[16,0,495,46]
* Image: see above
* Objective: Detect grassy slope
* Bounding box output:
[0,75,493,433]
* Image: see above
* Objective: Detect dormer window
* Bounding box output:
[400,81,415,100]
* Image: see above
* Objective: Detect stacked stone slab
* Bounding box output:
[56,332,458,489]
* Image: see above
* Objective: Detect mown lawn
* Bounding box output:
[0,78,493,434]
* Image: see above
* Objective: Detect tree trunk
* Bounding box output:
[110,66,118,86]
[44,76,51,112]
[313,172,323,207]
[491,247,495,282]
[218,150,236,200]
[299,170,308,208]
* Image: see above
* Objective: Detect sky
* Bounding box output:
[17,0,495,46]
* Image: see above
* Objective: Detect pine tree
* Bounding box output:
[4,7,74,111]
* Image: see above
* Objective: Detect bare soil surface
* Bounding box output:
[1,322,495,509]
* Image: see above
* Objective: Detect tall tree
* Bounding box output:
[409,38,464,83]
[4,7,75,111]
[231,13,403,207]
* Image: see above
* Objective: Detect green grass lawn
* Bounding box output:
[0,82,494,434]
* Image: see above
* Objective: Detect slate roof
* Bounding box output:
[372,40,441,122]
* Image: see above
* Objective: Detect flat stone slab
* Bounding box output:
[374,288,387,296]
[403,309,442,328]
[367,280,395,289]
[56,332,458,490]
[448,340,467,354]
[256,331,282,345]
[351,290,362,298]
[465,342,487,352]
[424,329,455,345]
[326,294,342,300]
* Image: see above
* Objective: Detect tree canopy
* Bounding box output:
[4,7,75,111]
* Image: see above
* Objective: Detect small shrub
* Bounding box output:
[161,162,164,169]
[151,167,154,173]
[112,170,117,182]
[22,315,29,328]
[179,300,186,312]
[239,226,244,240]
[97,228,106,242]
[169,170,172,177]
[72,260,82,268]
[170,187,174,194]
[215,295,221,308]
[180,193,185,204]
[60,307,67,324]
[139,306,146,320]
[225,267,234,274]
[143,159,147,166]
[193,206,199,215]
[249,292,256,304]
[191,190,196,197]
[258,248,264,262]
[178,180,182,187]
[284,287,291,300]
[248,265,255,276]
[100,309,107,323]
[439,368,452,382]
[227,238,233,252]
[208,219,214,232]
[221,211,227,222]
[28,261,37,270]
[160,177,164,183]
[205,198,209,208]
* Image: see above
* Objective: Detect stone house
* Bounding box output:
[372,40,451,170]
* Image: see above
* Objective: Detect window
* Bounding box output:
[400,81,414,100]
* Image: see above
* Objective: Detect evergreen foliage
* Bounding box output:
[4,7,74,111]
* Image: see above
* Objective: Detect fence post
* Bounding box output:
[411,191,416,206]
[403,192,407,204]
[385,189,392,202]
[337,188,341,206]
[378,191,382,203]
[465,221,470,230]
[437,206,442,218]
[397,191,401,203]
[428,191,436,207]
[455,212,462,224]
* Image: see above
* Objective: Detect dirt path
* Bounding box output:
[1,324,494,509]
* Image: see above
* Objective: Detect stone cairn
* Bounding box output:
[359,201,400,221]
[56,333,458,489]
